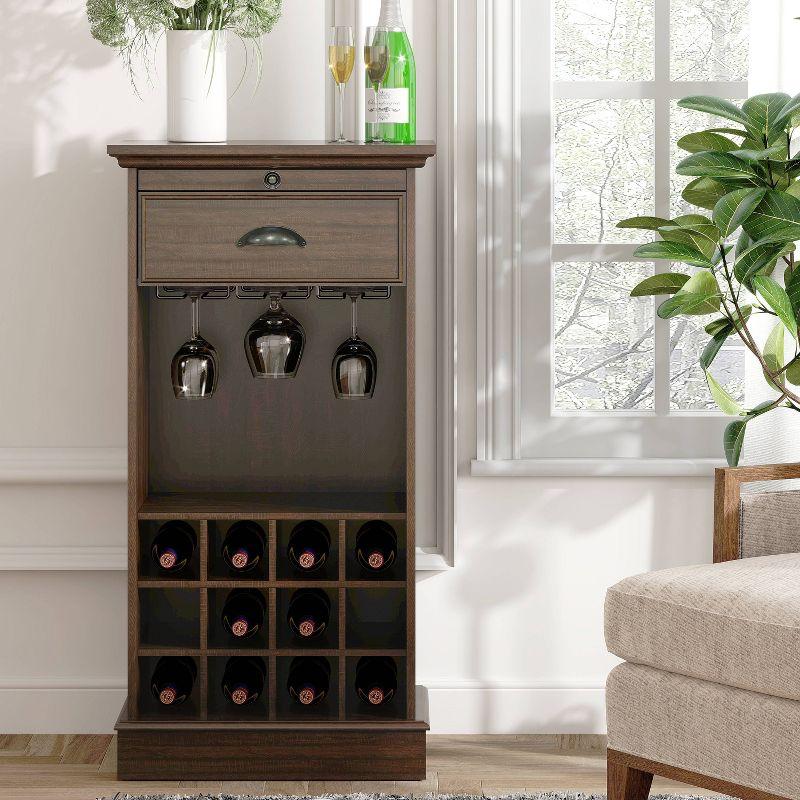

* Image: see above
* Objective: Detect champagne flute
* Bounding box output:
[328,26,355,144]
[364,26,389,143]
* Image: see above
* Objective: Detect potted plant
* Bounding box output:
[623,92,800,465]
[86,0,282,142]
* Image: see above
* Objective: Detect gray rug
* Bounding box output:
[101,793,719,800]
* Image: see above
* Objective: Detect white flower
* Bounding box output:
[171,0,196,8]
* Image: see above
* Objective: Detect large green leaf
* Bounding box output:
[673,214,712,227]
[735,229,752,260]
[616,216,673,231]
[678,96,750,126]
[633,241,715,268]
[705,370,745,415]
[742,93,792,143]
[729,144,787,161]
[742,190,800,243]
[786,356,800,386]
[785,264,800,316]
[769,93,800,135]
[682,177,728,210]
[657,224,719,258]
[676,152,760,182]
[733,241,784,285]
[700,330,731,370]
[704,305,752,336]
[630,273,691,297]
[763,320,786,388]
[713,188,767,236]
[705,127,749,137]
[785,182,800,199]
[677,131,738,153]
[724,418,749,466]
[656,270,721,318]
[753,275,798,337]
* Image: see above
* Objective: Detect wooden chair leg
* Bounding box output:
[608,753,654,800]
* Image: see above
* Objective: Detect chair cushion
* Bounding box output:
[607,662,800,800]
[605,552,800,701]
[741,489,800,558]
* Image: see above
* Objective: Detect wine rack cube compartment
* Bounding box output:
[110,142,434,781]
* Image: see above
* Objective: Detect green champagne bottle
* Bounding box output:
[376,0,416,144]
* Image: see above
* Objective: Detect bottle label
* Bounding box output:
[367,551,385,570]
[231,685,249,705]
[377,88,409,124]
[298,550,316,569]
[298,617,316,637]
[159,685,177,705]
[159,549,177,570]
[366,88,379,123]
[368,686,385,705]
[231,548,249,569]
[231,616,249,637]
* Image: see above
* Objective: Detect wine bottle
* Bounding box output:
[355,656,397,706]
[377,0,416,144]
[221,521,266,573]
[150,656,196,707]
[287,521,331,573]
[222,656,266,706]
[151,520,196,573]
[287,588,331,640]
[221,589,266,640]
[355,520,397,572]
[287,656,331,706]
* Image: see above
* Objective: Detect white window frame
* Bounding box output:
[473,0,749,476]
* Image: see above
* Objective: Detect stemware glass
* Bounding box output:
[364,26,389,143]
[171,294,218,399]
[328,25,355,143]
[331,294,377,399]
[244,294,305,379]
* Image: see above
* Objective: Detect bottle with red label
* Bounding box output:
[287,656,331,706]
[221,589,266,641]
[287,520,331,573]
[287,588,331,640]
[151,521,196,573]
[355,656,397,707]
[355,520,397,572]
[222,656,265,707]
[150,656,196,707]
[221,520,266,574]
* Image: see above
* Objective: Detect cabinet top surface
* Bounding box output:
[107,140,436,169]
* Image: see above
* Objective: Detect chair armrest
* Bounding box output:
[714,463,800,562]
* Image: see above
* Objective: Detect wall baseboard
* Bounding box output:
[418,681,607,734]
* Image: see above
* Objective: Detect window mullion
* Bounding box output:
[653,0,672,416]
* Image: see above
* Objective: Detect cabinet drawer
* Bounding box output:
[138,169,406,192]
[139,193,406,285]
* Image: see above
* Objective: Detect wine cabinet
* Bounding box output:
[108,142,435,780]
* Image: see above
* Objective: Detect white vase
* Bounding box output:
[167,30,227,143]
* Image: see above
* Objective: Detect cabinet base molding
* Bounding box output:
[116,706,428,780]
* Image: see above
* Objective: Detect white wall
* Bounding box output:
[0,0,720,734]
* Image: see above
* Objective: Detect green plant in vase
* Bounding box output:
[623,93,800,465]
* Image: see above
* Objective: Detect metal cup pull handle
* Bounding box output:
[236,226,307,248]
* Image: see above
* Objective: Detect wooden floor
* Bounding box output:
[0,734,721,799]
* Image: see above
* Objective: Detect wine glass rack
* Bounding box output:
[108,141,435,781]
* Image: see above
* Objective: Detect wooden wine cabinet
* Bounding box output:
[108,142,435,780]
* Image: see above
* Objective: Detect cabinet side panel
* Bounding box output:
[405,169,416,720]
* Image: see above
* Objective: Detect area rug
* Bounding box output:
[101,792,722,800]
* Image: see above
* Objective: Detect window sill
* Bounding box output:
[470,458,725,478]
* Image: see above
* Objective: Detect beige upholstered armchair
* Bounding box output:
[605,464,800,800]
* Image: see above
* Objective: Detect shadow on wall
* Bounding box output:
[0,2,142,445]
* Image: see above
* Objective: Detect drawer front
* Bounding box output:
[139,193,405,284]
[138,169,406,192]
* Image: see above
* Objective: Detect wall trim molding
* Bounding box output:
[0,546,127,571]
[0,447,126,484]
[471,458,725,478]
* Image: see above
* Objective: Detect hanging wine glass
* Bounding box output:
[332,294,377,399]
[244,293,305,379]
[171,294,218,399]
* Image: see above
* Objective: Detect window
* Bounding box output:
[475,0,751,466]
